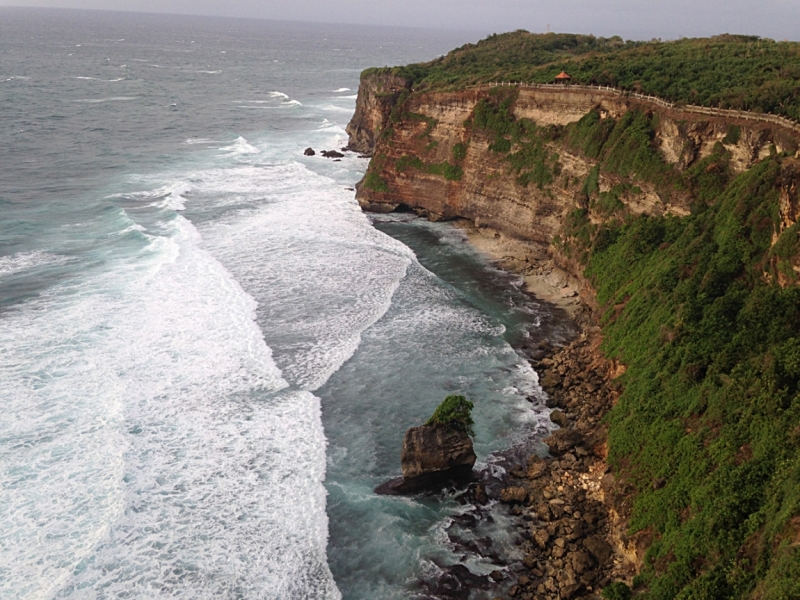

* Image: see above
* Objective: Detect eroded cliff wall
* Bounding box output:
[350,79,800,267]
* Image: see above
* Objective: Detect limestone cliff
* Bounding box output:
[345,72,410,156]
[349,79,800,286]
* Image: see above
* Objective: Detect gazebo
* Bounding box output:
[555,71,572,85]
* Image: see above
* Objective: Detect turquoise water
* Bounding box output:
[0,9,573,598]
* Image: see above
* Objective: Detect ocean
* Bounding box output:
[0,9,574,598]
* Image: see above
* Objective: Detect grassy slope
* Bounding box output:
[508,104,800,599]
[363,33,800,598]
[476,91,800,598]
[576,149,800,599]
[365,31,800,120]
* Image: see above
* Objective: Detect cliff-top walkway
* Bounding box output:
[483,81,800,135]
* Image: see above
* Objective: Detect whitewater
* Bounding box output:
[0,9,573,599]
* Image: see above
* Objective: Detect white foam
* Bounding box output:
[319,104,353,113]
[165,190,187,210]
[317,122,346,134]
[0,209,339,598]
[0,250,69,278]
[109,181,190,211]
[178,159,413,392]
[332,87,350,92]
[112,223,148,236]
[74,96,138,103]
[220,136,260,156]
[75,76,125,82]
[185,138,225,145]
[268,91,290,100]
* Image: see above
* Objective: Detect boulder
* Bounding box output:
[532,527,550,549]
[303,147,315,156]
[543,428,584,456]
[569,550,594,574]
[321,149,345,158]
[401,424,476,479]
[527,460,548,479]
[540,371,562,389]
[583,535,613,566]
[375,424,476,495]
[423,563,483,599]
[473,483,488,505]
[549,409,568,428]
[560,582,585,599]
[500,487,528,504]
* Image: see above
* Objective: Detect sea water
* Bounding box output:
[0,9,574,599]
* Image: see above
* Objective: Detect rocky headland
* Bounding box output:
[348,33,800,599]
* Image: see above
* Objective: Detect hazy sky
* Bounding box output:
[2,0,799,41]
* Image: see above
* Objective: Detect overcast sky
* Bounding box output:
[2,0,799,41]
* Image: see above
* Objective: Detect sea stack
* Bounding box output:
[376,395,477,495]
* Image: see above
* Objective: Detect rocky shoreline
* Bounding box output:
[415,226,635,600]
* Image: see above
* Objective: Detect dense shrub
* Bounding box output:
[573,155,800,599]
[426,395,475,436]
[381,31,800,120]
[452,142,468,161]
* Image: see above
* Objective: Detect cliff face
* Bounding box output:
[349,79,800,255]
[345,73,410,156]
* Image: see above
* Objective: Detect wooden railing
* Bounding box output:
[484,81,800,134]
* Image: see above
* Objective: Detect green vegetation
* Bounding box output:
[595,187,626,217]
[396,155,463,181]
[368,31,800,120]
[363,170,389,192]
[426,395,475,436]
[469,90,563,188]
[452,142,468,161]
[583,165,601,196]
[723,124,742,146]
[603,582,633,600]
[556,149,800,597]
[598,111,677,187]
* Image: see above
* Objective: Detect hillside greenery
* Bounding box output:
[364,31,800,120]
[547,107,800,598]
[368,60,800,595]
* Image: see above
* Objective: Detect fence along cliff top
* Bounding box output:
[482,81,800,135]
